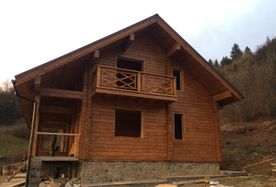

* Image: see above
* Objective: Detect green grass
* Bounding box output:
[0,131,29,157]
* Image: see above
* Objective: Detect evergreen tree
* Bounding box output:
[220,56,231,66]
[244,46,252,55]
[208,59,214,66]
[214,59,219,68]
[230,43,243,60]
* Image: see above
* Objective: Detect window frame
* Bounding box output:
[172,67,183,91]
[116,56,144,71]
[114,108,143,138]
[173,113,184,141]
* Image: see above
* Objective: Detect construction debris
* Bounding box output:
[39,177,81,187]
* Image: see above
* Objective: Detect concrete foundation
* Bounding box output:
[81,161,220,185]
[27,159,219,186]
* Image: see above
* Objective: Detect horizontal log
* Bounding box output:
[40,88,83,99]
[36,132,79,136]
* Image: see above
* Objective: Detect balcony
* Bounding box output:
[94,65,177,102]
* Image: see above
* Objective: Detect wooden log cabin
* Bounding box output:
[13,14,242,186]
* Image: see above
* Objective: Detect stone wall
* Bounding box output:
[81,161,220,185]
[28,158,42,187]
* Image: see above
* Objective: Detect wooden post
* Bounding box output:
[137,72,141,92]
[31,95,40,156]
[213,101,222,162]
[96,66,101,87]
[167,104,173,160]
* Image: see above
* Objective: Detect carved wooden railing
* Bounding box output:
[96,65,176,97]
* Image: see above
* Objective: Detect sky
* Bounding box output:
[0,0,276,84]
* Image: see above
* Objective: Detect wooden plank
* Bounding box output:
[31,96,40,156]
[40,88,83,99]
[40,105,74,114]
[36,132,79,136]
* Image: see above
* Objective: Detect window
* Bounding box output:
[115,109,141,137]
[174,113,183,140]
[173,69,181,90]
[117,57,143,71]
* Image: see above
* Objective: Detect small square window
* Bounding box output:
[115,109,141,137]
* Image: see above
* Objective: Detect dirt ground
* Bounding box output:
[178,175,276,187]
[220,119,276,170]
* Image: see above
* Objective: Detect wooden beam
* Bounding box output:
[34,76,41,93]
[167,43,181,57]
[93,50,100,58]
[31,96,40,156]
[40,88,83,99]
[213,91,232,101]
[122,33,135,52]
[40,105,74,114]
[36,132,79,136]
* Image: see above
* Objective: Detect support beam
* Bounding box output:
[167,43,181,57]
[40,88,83,99]
[122,33,135,52]
[93,50,100,59]
[213,91,232,101]
[31,96,40,156]
[34,76,41,93]
[40,105,74,114]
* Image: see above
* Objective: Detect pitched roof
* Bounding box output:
[14,14,242,101]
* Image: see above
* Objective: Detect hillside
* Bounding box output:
[221,119,276,170]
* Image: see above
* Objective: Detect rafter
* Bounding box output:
[213,91,232,101]
[167,43,181,57]
[34,76,41,93]
[122,33,135,52]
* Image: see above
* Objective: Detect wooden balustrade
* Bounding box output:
[36,132,79,157]
[95,65,177,101]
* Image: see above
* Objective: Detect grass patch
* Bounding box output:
[0,131,28,157]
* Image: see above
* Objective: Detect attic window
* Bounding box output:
[115,109,141,137]
[173,69,181,90]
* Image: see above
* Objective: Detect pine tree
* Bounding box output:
[244,46,252,55]
[230,43,243,60]
[214,59,219,68]
[208,59,214,66]
[220,56,231,66]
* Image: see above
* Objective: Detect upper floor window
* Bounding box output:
[173,69,181,90]
[117,57,143,71]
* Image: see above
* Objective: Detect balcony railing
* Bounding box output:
[94,65,177,101]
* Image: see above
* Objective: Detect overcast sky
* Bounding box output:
[0,0,276,84]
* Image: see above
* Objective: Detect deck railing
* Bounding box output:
[96,65,176,97]
[36,132,79,157]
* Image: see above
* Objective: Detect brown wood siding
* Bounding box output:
[82,34,221,162]
[88,98,167,160]
[171,68,219,162]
